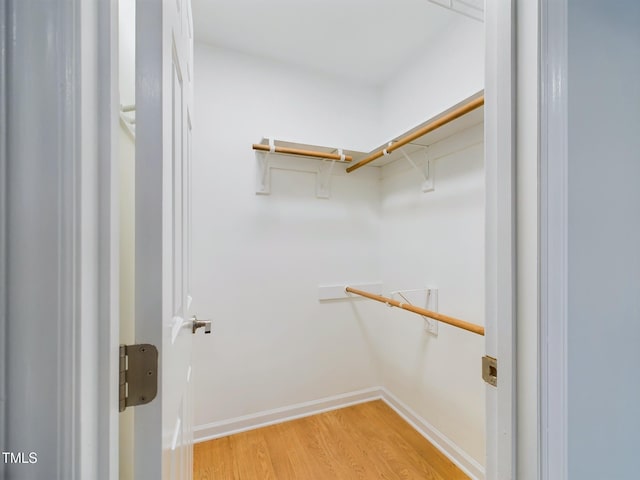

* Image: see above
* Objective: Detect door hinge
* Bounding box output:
[482,355,498,387]
[119,344,158,412]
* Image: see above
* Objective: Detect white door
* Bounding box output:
[134,0,198,479]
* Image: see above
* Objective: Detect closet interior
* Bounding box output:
[190,4,487,472]
[118,0,489,478]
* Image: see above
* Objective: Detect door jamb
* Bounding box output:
[2,0,117,478]
[485,0,517,478]
[539,0,569,478]
[96,0,120,478]
[1,1,7,475]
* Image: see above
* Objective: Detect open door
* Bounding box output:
[134,0,199,478]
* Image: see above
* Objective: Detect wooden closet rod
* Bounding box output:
[253,144,353,162]
[346,95,485,173]
[345,286,485,336]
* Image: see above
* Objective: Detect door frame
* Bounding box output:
[1,2,7,477]
[485,0,517,477]
[539,0,569,478]
[2,0,118,478]
[1,0,521,478]
[96,0,121,477]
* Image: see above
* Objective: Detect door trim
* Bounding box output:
[3,1,118,478]
[1,0,7,473]
[540,0,569,478]
[4,1,83,477]
[96,0,120,478]
[485,0,517,477]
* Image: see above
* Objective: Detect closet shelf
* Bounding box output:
[251,91,483,196]
[252,139,357,162]
[345,286,485,336]
[346,94,484,173]
[252,138,366,197]
[251,91,484,173]
[252,143,353,162]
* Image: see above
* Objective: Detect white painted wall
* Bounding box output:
[376,125,486,465]
[194,46,382,152]
[379,15,484,142]
[191,44,384,427]
[567,1,640,478]
[371,15,486,466]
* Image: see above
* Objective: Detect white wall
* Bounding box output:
[379,16,484,142]
[567,1,640,478]
[191,44,384,427]
[376,125,486,465]
[372,14,486,466]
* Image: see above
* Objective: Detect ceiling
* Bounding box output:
[191,0,470,87]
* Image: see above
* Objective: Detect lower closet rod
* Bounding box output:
[345,286,485,336]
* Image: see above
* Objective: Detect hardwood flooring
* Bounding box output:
[194,400,470,480]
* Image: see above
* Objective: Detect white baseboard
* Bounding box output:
[380,387,485,480]
[194,386,485,480]
[194,387,383,442]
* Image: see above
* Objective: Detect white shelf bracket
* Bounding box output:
[391,287,439,336]
[316,148,344,199]
[398,147,434,193]
[255,138,275,195]
[316,159,336,199]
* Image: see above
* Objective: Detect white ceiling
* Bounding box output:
[191,0,468,86]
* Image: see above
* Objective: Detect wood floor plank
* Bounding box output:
[194,436,238,480]
[230,429,279,480]
[332,404,445,480]
[194,400,471,480]
[357,401,469,479]
[263,420,317,479]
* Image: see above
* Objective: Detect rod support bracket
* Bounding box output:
[398,147,434,193]
[391,287,439,336]
[316,155,338,199]
[255,139,273,195]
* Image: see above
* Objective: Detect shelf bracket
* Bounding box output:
[316,149,343,199]
[391,287,439,336]
[255,138,274,195]
[398,147,434,193]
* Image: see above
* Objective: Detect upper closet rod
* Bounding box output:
[346,95,485,173]
[345,286,485,336]
[253,143,353,162]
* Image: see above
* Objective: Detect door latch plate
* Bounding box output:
[482,355,498,387]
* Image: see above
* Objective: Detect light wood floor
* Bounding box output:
[194,400,470,480]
